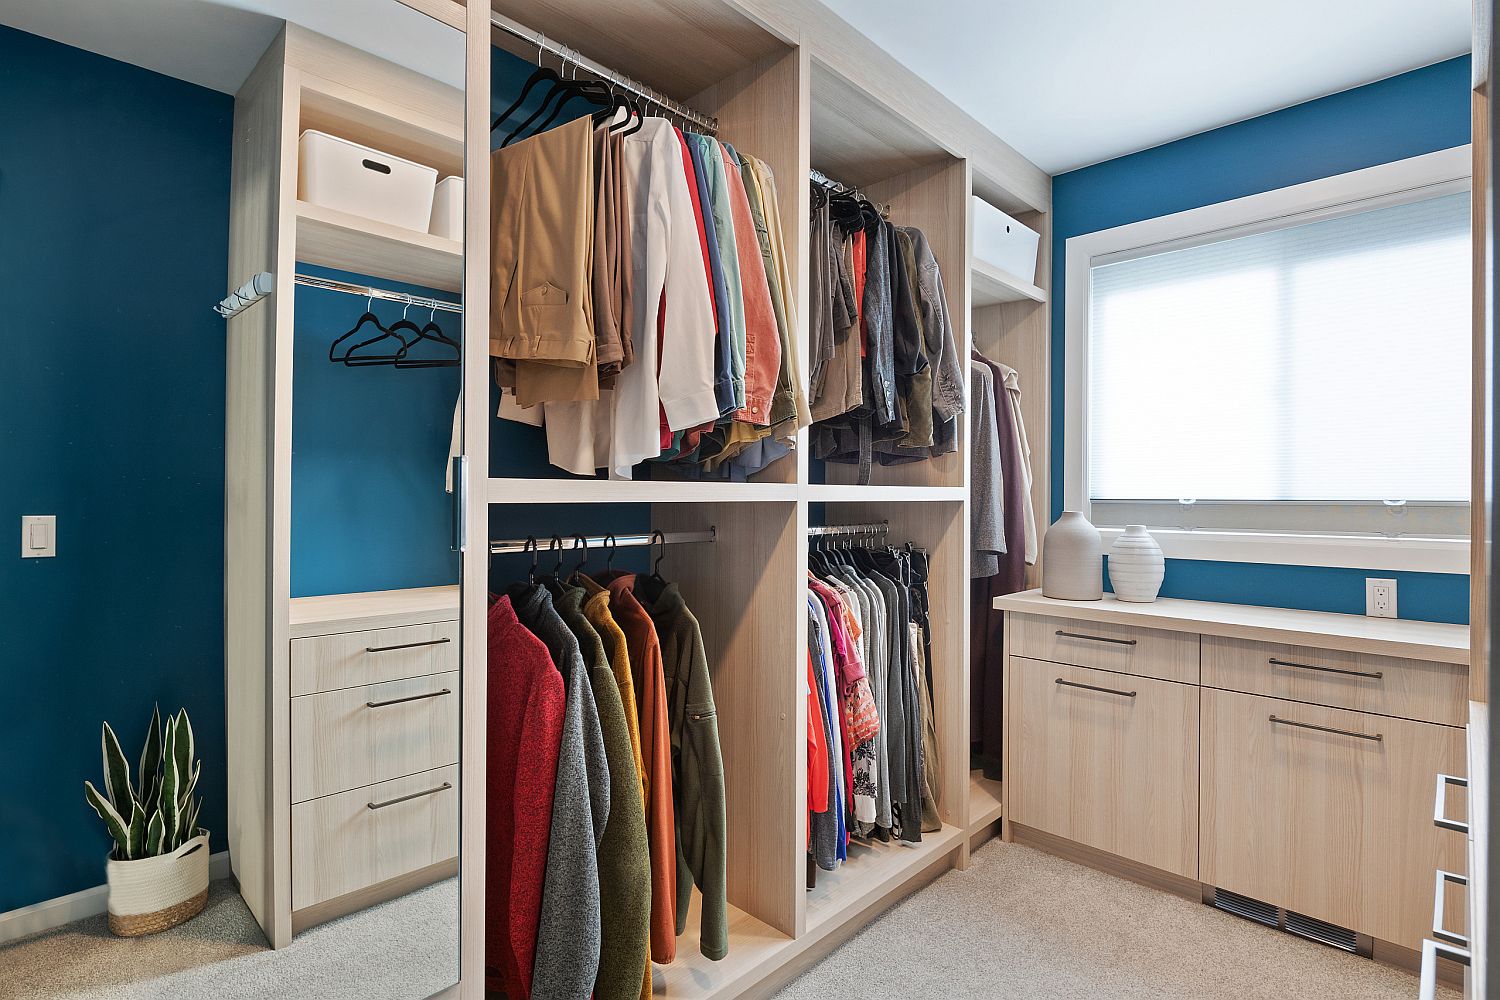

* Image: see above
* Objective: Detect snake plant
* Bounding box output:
[84,706,203,861]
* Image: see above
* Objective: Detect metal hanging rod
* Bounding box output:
[489,10,719,135]
[214,271,464,320]
[807,520,889,538]
[490,527,716,555]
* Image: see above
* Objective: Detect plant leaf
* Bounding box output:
[145,810,165,856]
[160,718,182,849]
[126,800,147,861]
[173,709,194,791]
[84,780,131,860]
[178,760,201,809]
[139,705,162,809]
[101,723,134,815]
[184,798,202,839]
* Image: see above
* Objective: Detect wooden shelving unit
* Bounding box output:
[972,257,1046,307]
[295,201,462,291]
[486,478,801,504]
[968,772,1004,836]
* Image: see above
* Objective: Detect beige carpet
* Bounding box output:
[774,840,1457,1000]
[0,878,458,1000]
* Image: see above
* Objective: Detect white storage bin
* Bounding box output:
[429,177,464,241]
[973,196,1040,284]
[298,130,437,233]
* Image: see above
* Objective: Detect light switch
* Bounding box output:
[21,515,55,558]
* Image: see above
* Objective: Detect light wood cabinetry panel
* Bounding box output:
[291,671,459,803]
[1199,689,1466,950]
[1009,612,1199,684]
[291,764,459,911]
[1008,656,1199,879]
[291,620,459,696]
[1202,635,1468,727]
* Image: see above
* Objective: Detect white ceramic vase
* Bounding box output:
[1108,525,1165,603]
[104,831,210,937]
[1041,511,1103,601]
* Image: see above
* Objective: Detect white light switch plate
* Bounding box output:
[21,515,55,558]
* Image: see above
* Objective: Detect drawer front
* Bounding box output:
[1202,635,1466,726]
[1009,613,1199,683]
[292,764,458,910]
[1008,656,1199,878]
[291,620,458,697]
[1199,689,1466,950]
[291,671,459,803]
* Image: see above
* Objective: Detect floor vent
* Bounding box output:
[1210,888,1278,928]
[1208,889,1369,957]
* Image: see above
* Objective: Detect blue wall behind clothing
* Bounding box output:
[1050,56,1473,624]
[0,26,232,912]
[290,265,462,597]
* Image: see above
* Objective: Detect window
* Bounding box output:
[1065,148,1472,572]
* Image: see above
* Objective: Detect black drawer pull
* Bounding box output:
[1055,678,1137,698]
[1055,630,1137,646]
[1268,657,1382,680]
[1269,715,1382,742]
[366,688,451,709]
[366,637,451,654]
[367,781,451,810]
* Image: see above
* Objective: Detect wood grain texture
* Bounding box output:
[298,71,463,177]
[653,503,802,936]
[808,60,947,190]
[295,200,463,292]
[487,477,801,504]
[1199,689,1466,950]
[290,672,460,802]
[968,772,1004,835]
[970,258,1045,307]
[291,621,459,696]
[1008,657,1200,879]
[291,764,459,910]
[994,591,1471,664]
[291,857,459,934]
[804,826,964,930]
[1202,635,1468,728]
[1008,612,1200,684]
[1473,82,1490,706]
[1009,822,1203,903]
[288,585,460,637]
[284,23,464,138]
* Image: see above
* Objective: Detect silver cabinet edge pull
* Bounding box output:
[367,781,452,811]
[366,688,452,709]
[1055,678,1137,698]
[366,637,452,654]
[1432,869,1469,947]
[1055,629,1137,646]
[1434,773,1470,833]
[1268,714,1382,741]
[1268,657,1382,680]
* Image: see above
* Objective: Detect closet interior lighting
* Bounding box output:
[213,271,464,319]
[807,520,890,539]
[489,527,717,555]
[488,10,719,135]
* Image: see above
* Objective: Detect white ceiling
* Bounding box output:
[819,0,1473,174]
[0,0,463,95]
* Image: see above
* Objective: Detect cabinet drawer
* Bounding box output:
[1008,656,1199,878]
[1009,613,1199,683]
[291,671,459,803]
[1199,689,1466,950]
[291,764,458,911]
[1202,635,1466,726]
[291,620,458,697]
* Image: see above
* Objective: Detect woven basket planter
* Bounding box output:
[105,832,210,937]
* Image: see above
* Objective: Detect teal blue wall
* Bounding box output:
[0,26,232,912]
[1052,56,1474,623]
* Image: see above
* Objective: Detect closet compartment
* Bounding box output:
[1200,688,1467,951]
[1008,612,1199,684]
[297,130,439,233]
[806,60,971,494]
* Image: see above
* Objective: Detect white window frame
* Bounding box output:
[1064,146,1472,574]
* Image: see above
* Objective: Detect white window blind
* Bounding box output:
[1086,189,1470,535]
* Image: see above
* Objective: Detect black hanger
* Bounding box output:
[491,65,560,134]
[503,74,611,147]
[524,78,614,143]
[394,305,460,368]
[344,303,419,367]
[524,536,540,586]
[603,533,617,572]
[328,296,390,365]
[568,533,589,579]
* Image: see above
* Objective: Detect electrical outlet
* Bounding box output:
[1366,578,1397,618]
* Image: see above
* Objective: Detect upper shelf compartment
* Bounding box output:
[295,200,462,292]
[972,258,1046,308]
[809,59,952,193]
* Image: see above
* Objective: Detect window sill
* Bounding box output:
[1098,527,1469,575]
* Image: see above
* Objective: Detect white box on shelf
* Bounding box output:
[972,196,1040,284]
[429,177,464,241]
[297,130,437,233]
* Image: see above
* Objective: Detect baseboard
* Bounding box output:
[0,851,233,945]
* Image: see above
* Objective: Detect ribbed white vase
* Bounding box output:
[1041,511,1103,601]
[1108,525,1165,603]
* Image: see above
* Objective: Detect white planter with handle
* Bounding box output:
[104,831,210,937]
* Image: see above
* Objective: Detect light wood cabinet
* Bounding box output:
[1009,612,1199,683]
[290,619,458,697]
[1008,656,1199,878]
[1200,688,1466,949]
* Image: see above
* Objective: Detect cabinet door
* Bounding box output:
[1009,656,1199,878]
[1200,688,1466,949]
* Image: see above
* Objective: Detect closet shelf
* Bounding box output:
[805,825,965,932]
[971,258,1046,308]
[295,200,462,293]
[486,478,799,504]
[653,895,794,999]
[968,772,1004,835]
[804,484,965,503]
